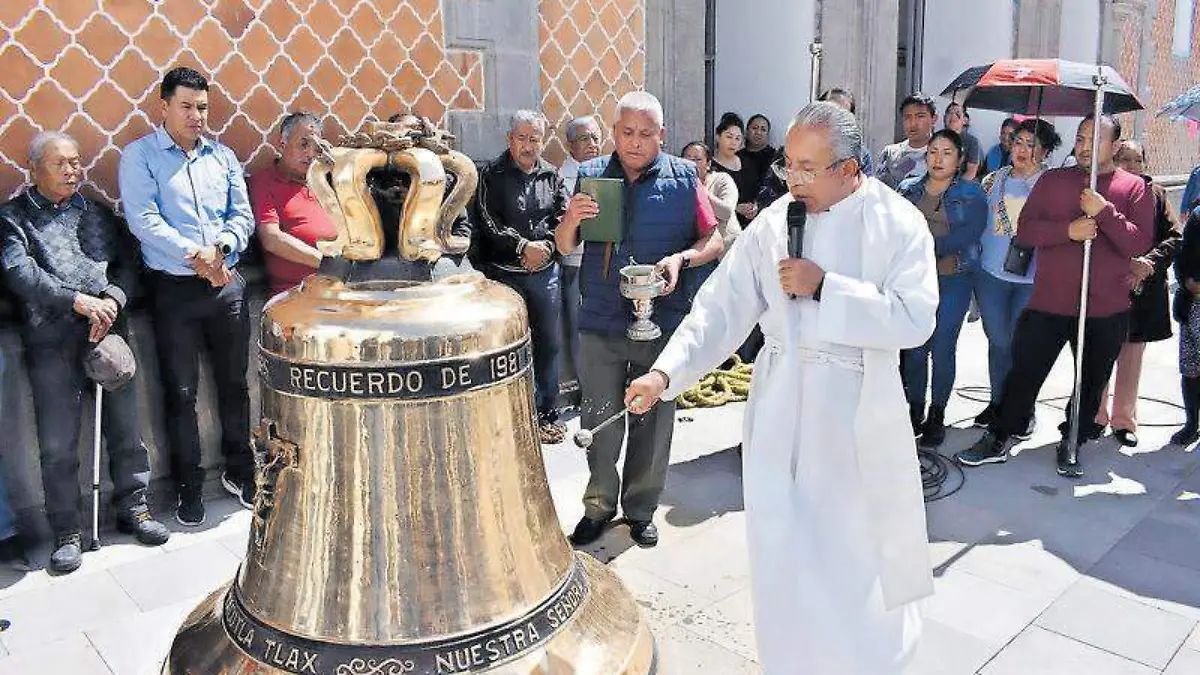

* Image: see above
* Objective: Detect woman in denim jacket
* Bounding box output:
[898,129,988,446]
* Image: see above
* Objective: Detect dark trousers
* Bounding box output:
[903,273,973,410]
[994,309,1129,443]
[148,271,252,495]
[23,319,149,535]
[578,332,675,521]
[560,263,582,391]
[487,265,563,419]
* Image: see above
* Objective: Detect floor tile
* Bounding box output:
[676,587,757,663]
[0,571,140,654]
[107,540,238,613]
[655,623,760,675]
[0,634,112,675]
[1087,548,1200,621]
[85,596,201,675]
[923,568,1058,646]
[1163,648,1200,675]
[1036,578,1195,669]
[908,618,1001,675]
[980,626,1159,675]
[608,564,709,629]
[1111,515,1200,574]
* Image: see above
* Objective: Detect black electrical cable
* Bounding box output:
[918,386,1187,503]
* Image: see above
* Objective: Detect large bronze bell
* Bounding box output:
[161,120,656,674]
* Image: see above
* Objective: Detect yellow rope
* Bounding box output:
[675,355,753,409]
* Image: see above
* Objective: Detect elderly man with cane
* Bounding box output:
[0,132,169,573]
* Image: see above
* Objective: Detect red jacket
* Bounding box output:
[1016,167,1154,318]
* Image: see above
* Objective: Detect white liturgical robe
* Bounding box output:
[653,177,939,674]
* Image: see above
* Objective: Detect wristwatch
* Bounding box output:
[216,239,234,257]
[680,252,693,269]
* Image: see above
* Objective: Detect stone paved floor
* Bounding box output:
[0,321,1198,674]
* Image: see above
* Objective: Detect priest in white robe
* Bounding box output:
[625,102,940,674]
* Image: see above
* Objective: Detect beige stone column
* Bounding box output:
[1014,0,1063,58]
[818,0,900,156]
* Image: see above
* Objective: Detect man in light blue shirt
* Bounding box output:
[118,66,256,526]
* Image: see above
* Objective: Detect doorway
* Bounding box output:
[896,0,926,139]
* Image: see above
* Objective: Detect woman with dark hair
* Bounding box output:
[710,114,759,227]
[971,119,1061,432]
[898,129,988,446]
[680,141,740,302]
[1095,140,1182,446]
[681,141,741,253]
[1173,204,1200,446]
[739,113,775,201]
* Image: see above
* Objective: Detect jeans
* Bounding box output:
[486,265,563,419]
[23,319,150,534]
[149,270,253,496]
[903,273,973,410]
[0,351,16,541]
[994,309,1130,443]
[560,263,582,389]
[974,271,1034,405]
[578,332,675,521]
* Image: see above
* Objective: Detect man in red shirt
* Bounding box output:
[957,114,1154,477]
[249,112,338,296]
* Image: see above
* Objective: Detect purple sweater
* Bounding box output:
[1016,167,1154,318]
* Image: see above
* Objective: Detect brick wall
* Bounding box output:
[0,0,648,206]
[1141,2,1200,177]
[539,0,645,164]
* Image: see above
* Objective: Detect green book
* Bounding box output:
[577,177,624,244]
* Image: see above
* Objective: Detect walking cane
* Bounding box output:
[1064,66,1108,467]
[90,381,102,551]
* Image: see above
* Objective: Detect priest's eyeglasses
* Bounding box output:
[770,157,848,185]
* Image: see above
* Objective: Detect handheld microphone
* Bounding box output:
[786,200,807,298]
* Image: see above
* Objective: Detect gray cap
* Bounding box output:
[83,333,137,391]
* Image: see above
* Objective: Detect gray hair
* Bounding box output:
[788,102,863,171]
[28,131,79,166]
[279,112,322,142]
[510,109,548,135]
[565,116,599,143]
[615,91,664,128]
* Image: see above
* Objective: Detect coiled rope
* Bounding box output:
[675,356,753,409]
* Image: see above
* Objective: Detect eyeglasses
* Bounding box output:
[770,157,848,185]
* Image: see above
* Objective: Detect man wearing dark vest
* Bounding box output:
[555,91,723,548]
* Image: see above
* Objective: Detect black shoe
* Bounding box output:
[175,492,206,527]
[920,406,946,447]
[1170,425,1200,446]
[973,405,998,429]
[910,405,925,438]
[1013,415,1038,441]
[0,534,33,572]
[569,513,615,546]
[49,532,82,574]
[1113,429,1138,448]
[117,502,170,546]
[628,520,659,547]
[955,431,1009,467]
[1056,439,1083,478]
[221,471,256,510]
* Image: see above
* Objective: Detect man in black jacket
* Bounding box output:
[472,110,568,443]
[0,132,169,573]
